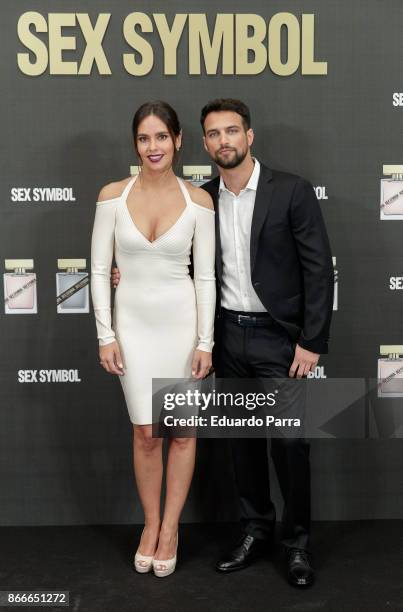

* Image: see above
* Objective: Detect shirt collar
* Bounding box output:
[219,158,260,194]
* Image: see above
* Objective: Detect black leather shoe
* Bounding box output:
[216,534,268,573]
[286,548,314,587]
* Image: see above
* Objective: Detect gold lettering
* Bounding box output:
[235,14,267,75]
[123,12,154,76]
[48,13,77,75]
[77,13,111,75]
[17,12,48,76]
[268,13,299,76]
[301,14,327,75]
[153,14,187,75]
[16,11,327,78]
[189,14,234,75]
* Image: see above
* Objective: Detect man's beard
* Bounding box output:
[214,146,248,169]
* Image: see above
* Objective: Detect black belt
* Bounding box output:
[221,308,274,327]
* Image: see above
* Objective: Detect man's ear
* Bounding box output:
[247,128,254,147]
[202,135,208,152]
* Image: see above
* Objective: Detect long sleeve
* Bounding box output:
[90,198,118,346]
[290,178,334,354]
[192,204,216,352]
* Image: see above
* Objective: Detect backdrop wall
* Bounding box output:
[2,0,403,525]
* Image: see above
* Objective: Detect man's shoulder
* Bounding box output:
[261,163,307,186]
[200,175,220,196]
[262,166,316,200]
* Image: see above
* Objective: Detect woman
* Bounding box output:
[90,101,216,577]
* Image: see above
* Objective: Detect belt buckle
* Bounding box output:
[237,314,255,326]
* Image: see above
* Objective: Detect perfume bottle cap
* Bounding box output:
[383,165,403,175]
[5,259,34,270]
[130,166,140,176]
[57,259,87,270]
[183,165,212,179]
[380,345,403,355]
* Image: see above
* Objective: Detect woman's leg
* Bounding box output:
[133,424,163,555]
[154,437,196,560]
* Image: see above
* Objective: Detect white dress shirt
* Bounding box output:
[219,158,267,312]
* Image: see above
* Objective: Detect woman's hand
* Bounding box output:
[111,266,120,288]
[191,349,212,380]
[99,341,125,376]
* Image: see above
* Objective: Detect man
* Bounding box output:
[112,99,334,587]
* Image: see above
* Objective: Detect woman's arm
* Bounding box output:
[90,195,118,346]
[192,198,216,354]
[91,192,125,375]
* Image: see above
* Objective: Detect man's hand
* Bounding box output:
[111,266,120,288]
[289,344,319,378]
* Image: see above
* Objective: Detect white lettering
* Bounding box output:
[392,93,403,107]
[390,276,403,290]
[18,369,81,383]
[314,186,328,200]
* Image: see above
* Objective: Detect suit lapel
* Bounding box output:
[250,164,274,273]
[202,177,222,283]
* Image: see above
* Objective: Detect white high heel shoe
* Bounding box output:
[134,550,154,573]
[133,529,155,574]
[152,533,178,578]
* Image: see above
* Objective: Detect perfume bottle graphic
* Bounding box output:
[333,256,338,311]
[4,259,37,314]
[380,165,403,220]
[377,346,403,398]
[183,166,212,187]
[56,259,89,314]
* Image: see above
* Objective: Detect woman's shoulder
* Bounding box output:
[97,177,132,203]
[181,180,215,211]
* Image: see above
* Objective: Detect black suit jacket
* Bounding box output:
[201,163,334,354]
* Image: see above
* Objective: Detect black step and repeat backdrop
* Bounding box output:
[1,0,403,525]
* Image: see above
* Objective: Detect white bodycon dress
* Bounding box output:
[90,175,216,425]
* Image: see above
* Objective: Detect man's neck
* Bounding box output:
[219,154,255,196]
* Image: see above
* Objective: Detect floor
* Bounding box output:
[1,521,403,611]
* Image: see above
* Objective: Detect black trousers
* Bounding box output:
[214,312,311,552]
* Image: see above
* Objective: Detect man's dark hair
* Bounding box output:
[200,99,251,133]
